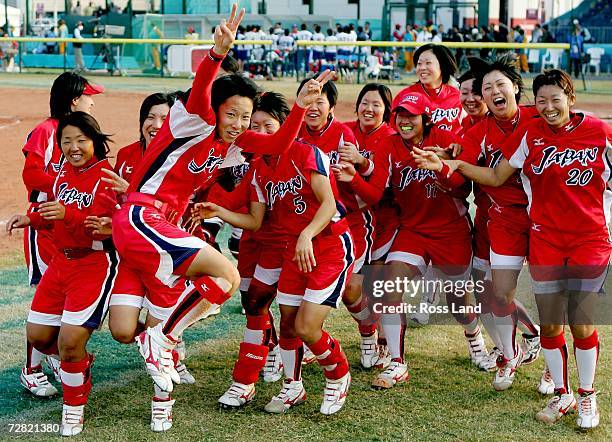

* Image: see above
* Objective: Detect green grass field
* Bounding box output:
[0,225,610,441]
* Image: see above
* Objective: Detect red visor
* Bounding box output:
[83,82,105,95]
[392,91,431,116]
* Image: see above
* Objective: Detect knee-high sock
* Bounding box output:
[345,294,377,336]
[492,300,518,360]
[308,330,349,380]
[244,314,271,345]
[541,332,570,394]
[380,313,406,363]
[279,337,303,381]
[515,299,540,336]
[574,330,599,392]
[233,342,269,385]
[26,340,44,370]
[153,383,171,401]
[60,354,93,406]
[162,275,232,342]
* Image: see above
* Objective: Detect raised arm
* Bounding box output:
[185,5,245,122]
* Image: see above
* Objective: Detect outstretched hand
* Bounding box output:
[412,146,443,172]
[84,216,113,236]
[213,4,246,55]
[101,168,129,194]
[6,215,30,235]
[295,70,336,108]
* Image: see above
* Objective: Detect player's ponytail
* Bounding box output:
[57,112,112,161]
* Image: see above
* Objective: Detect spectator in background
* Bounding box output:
[349,24,357,41]
[392,24,403,42]
[73,21,85,72]
[431,29,442,43]
[0,31,17,71]
[278,29,296,75]
[403,25,416,72]
[541,24,555,43]
[336,23,342,35]
[273,23,284,36]
[514,27,529,72]
[185,26,199,40]
[58,19,68,55]
[478,25,493,59]
[568,24,585,78]
[531,23,542,43]
[364,21,372,40]
[72,1,83,15]
[312,24,326,68]
[573,19,592,43]
[83,1,94,16]
[44,27,58,53]
[324,28,338,62]
[416,25,432,42]
[296,23,313,73]
[234,26,247,70]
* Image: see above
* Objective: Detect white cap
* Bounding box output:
[573,19,579,25]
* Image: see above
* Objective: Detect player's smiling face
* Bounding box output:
[142,103,170,148]
[416,50,442,88]
[460,78,487,118]
[305,95,332,131]
[71,94,95,114]
[481,70,518,120]
[395,109,424,143]
[250,111,281,134]
[60,125,94,168]
[217,95,253,143]
[535,84,574,129]
[358,90,385,131]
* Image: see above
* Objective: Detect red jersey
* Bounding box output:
[22,118,64,203]
[504,114,612,236]
[459,106,540,208]
[400,83,464,134]
[459,113,485,136]
[115,141,144,183]
[298,118,364,213]
[251,141,345,237]
[385,129,470,234]
[29,159,117,250]
[127,49,306,218]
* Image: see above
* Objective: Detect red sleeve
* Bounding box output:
[27,211,53,230]
[349,144,390,206]
[22,153,55,195]
[234,103,307,155]
[22,124,53,157]
[185,49,224,125]
[457,127,483,166]
[435,163,467,188]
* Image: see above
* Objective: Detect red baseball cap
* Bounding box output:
[83,82,104,95]
[392,91,431,116]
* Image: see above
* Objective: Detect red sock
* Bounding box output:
[541,333,570,394]
[244,314,271,345]
[308,331,349,380]
[279,337,303,381]
[60,354,94,406]
[232,342,269,385]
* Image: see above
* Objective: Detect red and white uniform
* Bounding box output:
[112,141,189,319]
[21,118,63,285]
[346,121,399,263]
[504,114,612,293]
[384,130,472,278]
[112,49,306,292]
[398,83,465,134]
[251,141,354,307]
[27,159,119,329]
[459,106,539,269]
[115,140,144,183]
[299,118,373,272]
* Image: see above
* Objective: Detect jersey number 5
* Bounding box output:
[293,196,306,214]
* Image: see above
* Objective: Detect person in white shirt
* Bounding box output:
[324,28,338,62]
[296,24,313,73]
[73,21,85,72]
[337,26,352,56]
[277,29,296,75]
[312,25,325,65]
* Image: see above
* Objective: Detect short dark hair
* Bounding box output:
[413,43,458,84]
[297,74,338,108]
[138,92,175,147]
[355,83,393,123]
[314,24,321,33]
[253,92,290,125]
[57,111,111,161]
[470,54,524,102]
[533,69,575,98]
[49,72,95,119]
[211,74,260,114]
[221,54,240,74]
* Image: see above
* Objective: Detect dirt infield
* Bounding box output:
[0,76,610,261]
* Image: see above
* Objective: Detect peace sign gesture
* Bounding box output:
[213,3,246,56]
[295,69,336,108]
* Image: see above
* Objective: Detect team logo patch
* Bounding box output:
[398,166,437,190]
[56,182,93,209]
[188,148,224,174]
[531,146,598,175]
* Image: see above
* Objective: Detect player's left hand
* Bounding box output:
[423,145,452,160]
[212,4,246,56]
[6,214,30,235]
[39,201,66,220]
[331,162,357,182]
[84,216,112,236]
[412,146,443,172]
[192,202,223,221]
[294,231,316,273]
[296,69,335,108]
